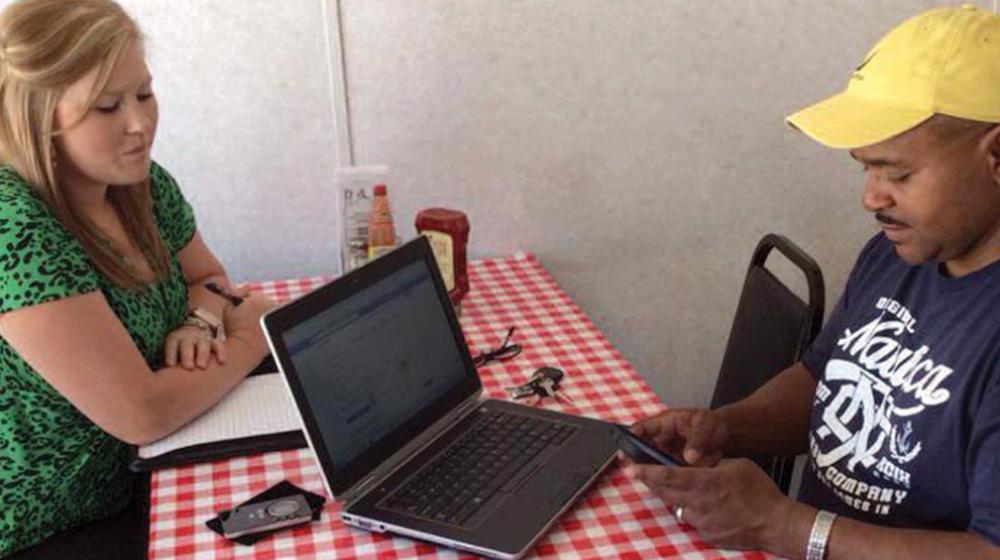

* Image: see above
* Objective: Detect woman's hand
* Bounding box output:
[221,286,277,353]
[163,324,226,370]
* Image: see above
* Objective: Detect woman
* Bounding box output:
[0,0,274,556]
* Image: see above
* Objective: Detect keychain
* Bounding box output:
[506,367,572,404]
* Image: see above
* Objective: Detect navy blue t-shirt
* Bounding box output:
[799,233,1000,545]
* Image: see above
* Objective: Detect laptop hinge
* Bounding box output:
[341,388,484,506]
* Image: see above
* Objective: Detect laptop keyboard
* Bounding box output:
[383,409,577,526]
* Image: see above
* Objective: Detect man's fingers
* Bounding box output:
[629,420,646,439]
[635,411,686,450]
[681,410,723,465]
[631,464,698,502]
[632,464,691,488]
[630,414,663,439]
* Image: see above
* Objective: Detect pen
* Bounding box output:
[205,282,244,306]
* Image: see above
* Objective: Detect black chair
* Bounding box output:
[709,233,824,494]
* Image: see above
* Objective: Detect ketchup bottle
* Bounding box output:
[415,208,469,311]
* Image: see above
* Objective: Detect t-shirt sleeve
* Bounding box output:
[801,292,847,378]
[968,367,1000,545]
[0,185,101,314]
[149,161,197,254]
[800,234,884,379]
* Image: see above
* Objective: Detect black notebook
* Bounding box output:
[129,356,307,472]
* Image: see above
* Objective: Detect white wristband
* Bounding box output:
[188,307,226,341]
[806,510,837,560]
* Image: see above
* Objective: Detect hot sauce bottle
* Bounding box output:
[415,208,469,312]
[367,184,397,260]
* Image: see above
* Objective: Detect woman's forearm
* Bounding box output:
[137,332,267,444]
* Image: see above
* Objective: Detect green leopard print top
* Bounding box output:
[0,161,196,556]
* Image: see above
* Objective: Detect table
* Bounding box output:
[149,253,772,559]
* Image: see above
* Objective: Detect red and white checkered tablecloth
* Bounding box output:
[149,253,773,560]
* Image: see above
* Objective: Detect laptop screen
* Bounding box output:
[283,259,468,468]
[266,238,481,495]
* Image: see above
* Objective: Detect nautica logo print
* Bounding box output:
[809,303,955,517]
[834,314,951,415]
[890,422,921,464]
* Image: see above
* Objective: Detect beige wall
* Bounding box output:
[1,0,952,407]
[337,0,943,407]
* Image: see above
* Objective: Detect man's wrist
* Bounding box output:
[713,405,740,456]
[805,510,837,560]
[763,500,819,559]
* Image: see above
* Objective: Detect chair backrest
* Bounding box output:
[709,233,824,493]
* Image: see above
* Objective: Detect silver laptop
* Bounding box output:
[261,236,617,559]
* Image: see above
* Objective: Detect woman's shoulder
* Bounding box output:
[148,159,173,186]
[0,165,60,229]
[0,164,45,205]
[0,166,99,311]
[147,160,184,194]
[147,160,187,209]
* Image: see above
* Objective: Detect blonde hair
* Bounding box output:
[0,0,168,289]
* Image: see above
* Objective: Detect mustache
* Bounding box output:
[875,212,908,227]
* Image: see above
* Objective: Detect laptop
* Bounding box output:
[261,236,617,559]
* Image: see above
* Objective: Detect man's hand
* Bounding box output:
[629,458,793,551]
[630,408,730,466]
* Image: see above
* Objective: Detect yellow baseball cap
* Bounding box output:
[787,4,1000,149]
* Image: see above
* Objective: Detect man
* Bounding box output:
[624,6,1000,559]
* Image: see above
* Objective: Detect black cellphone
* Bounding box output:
[220,494,313,539]
[614,424,688,467]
